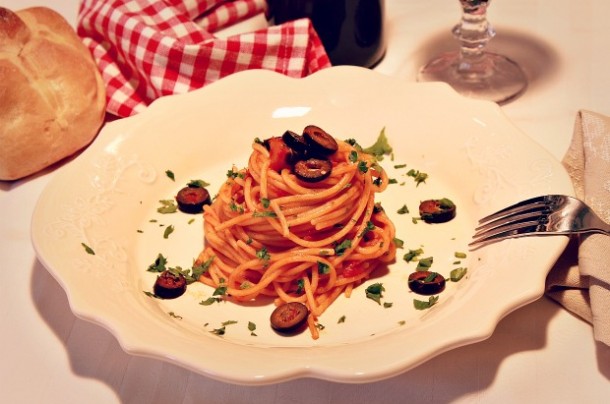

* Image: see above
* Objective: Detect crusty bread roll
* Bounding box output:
[0,6,106,180]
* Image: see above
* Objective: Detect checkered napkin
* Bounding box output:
[77,0,331,117]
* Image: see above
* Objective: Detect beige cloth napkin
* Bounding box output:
[545,110,610,346]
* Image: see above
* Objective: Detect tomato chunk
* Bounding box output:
[265,136,292,172]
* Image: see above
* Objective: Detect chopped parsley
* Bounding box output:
[396,204,409,214]
[454,251,467,259]
[349,150,358,163]
[403,248,423,263]
[187,179,210,188]
[163,225,174,239]
[334,239,352,256]
[362,127,393,161]
[165,170,175,181]
[338,315,346,324]
[450,267,468,282]
[157,199,178,214]
[256,247,271,261]
[252,210,277,218]
[261,198,270,208]
[358,221,375,237]
[413,295,439,310]
[357,160,368,173]
[393,164,407,169]
[248,321,257,336]
[147,253,168,272]
[416,256,433,271]
[406,169,428,186]
[393,237,404,248]
[317,261,330,274]
[210,320,238,336]
[81,242,95,255]
[365,283,385,304]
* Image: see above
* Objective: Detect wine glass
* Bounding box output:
[417,0,527,104]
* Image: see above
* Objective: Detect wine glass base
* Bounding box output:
[417,51,527,104]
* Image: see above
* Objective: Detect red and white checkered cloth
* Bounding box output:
[77,0,331,117]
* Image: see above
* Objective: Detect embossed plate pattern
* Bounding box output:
[31,67,573,385]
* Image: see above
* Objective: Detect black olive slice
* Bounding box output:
[281,130,308,154]
[303,125,338,156]
[419,198,456,223]
[270,302,309,333]
[293,158,332,182]
[408,271,446,295]
[176,186,211,214]
[154,270,187,299]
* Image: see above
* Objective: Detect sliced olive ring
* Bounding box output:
[303,125,338,156]
[418,198,456,223]
[176,186,211,214]
[270,302,309,333]
[408,271,446,296]
[154,270,187,299]
[281,130,308,154]
[293,158,332,182]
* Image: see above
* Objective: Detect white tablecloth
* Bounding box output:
[2,1,610,403]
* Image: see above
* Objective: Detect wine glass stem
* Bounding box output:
[453,1,495,67]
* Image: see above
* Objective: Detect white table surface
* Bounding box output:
[2,0,610,403]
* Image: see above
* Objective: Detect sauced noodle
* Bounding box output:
[195,137,397,339]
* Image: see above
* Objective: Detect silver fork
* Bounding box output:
[470,195,610,248]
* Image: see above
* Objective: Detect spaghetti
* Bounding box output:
[195,128,397,339]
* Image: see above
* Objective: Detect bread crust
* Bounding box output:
[0,6,106,180]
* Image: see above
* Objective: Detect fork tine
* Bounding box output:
[474,210,544,233]
[469,221,541,247]
[476,195,548,225]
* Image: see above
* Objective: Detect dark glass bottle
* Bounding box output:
[266,0,386,68]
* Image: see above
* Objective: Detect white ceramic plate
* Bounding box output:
[32,66,573,385]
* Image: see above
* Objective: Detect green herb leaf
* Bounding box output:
[261,198,270,208]
[393,164,407,169]
[295,279,305,294]
[450,267,468,282]
[163,225,174,239]
[397,204,409,214]
[383,302,393,308]
[81,242,95,255]
[454,251,467,259]
[317,261,330,274]
[338,315,346,324]
[349,150,358,163]
[406,169,428,186]
[413,295,439,310]
[358,221,375,237]
[393,238,404,248]
[187,179,210,188]
[357,160,369,173]
[200,297,222,306]
[362,127,393,161]
[252,211,277,218]
[213,286,227,296]
[248,321,257,336]
[416,256,433,271]
[365,283,385,304]
[147,253,168,272]
[165,170,175,181]
[403,248,423,263]
[334,239,352,256]
[256,247,271,261]
[157,199,178,214]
